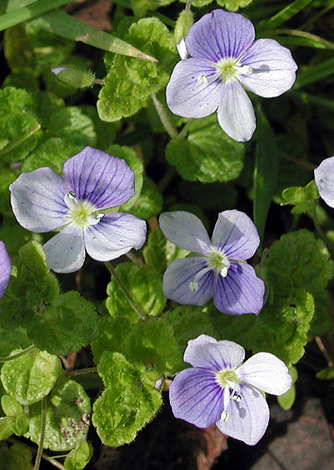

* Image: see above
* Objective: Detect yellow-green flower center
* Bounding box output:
[64,191,103,228]
[215,368,240,389]
[207,250,230,277]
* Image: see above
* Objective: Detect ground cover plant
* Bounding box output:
[0,0,334,469]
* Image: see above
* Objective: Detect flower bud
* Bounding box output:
[174,9,194,45]
[51,66,96,89]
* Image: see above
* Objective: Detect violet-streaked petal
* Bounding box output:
[213,263,265,315]
[166,59,222,119]
[62,147,135,209]
[216,384,269,445]
[43,225,85,273]
[217,81,256,142]
[184,335,245,370]
[159,211,211,254]
[211,210,260,260]
[10,168,68,232]
[314,156,334,208]
[239,352,292,396]
[239,39,297,98]
[84,213,146,262]
[0,242,11,298]
[186,10,255,62]
[169,368,223,428]
[163,257,214,306]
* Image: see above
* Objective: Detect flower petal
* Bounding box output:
[62,147,135,210]
[213,263,265,315]
[166,59,222,119]
[169,368,223,428]
[163,257,214,306]
[0,242,11,298]
[159,211,211,254]
[184,335,245,370]
[239,352,292,396]
[186,9,255,62]
[217,81,256,142]
[239,38,297,98]
[314,156,334,208]
[84,213,146,261]
[10,168,68,232]
[43,225,85,273]
[212,210,260,260]
[216,383,269,445]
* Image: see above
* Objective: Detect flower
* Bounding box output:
[10,147,147,273]
[159,210,265,315]
[169,334,292,445]
[166,9,297,142]
[314,156,334,207]
[0,241,11,298]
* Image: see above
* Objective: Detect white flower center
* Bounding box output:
[64,191,104,228]
[215,368,241,422]
[188,250,230,292]
[197,58,252,85]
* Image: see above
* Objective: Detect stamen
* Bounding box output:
[221,410,229,422]
[189,281,199,292]
[234,64,253,75]
[197,74,208,85]
[188,266,212,292]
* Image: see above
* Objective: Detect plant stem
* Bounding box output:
[0,124,41,157]
[33,398,47,470]
[105,262,146,320]
[68,367,97,377]
[151,93,178,140]
[0,345,35,363]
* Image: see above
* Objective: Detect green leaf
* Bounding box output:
[27,379,91,451]
[0,442,33,470]
[253,106,279,245]
[259,0,314,30]
[47,107,96,147]
[166,115,245,182]
[1,395,24,417]
[316,366,334,380]
[92,316,133,365]
[0,417,16,440]
[106,263,166,321]
[107,144,144,211]
[130,0,175,16]
[1,348,62,405]
[64,442,93,470]
[295,56,334,89]
[281,180,319,214]
[129,175,163,220]
[97,17,175,122]
[28,291,100,356]
[92,352,162,447]
[216,0,253,12]
[277,366,297,410]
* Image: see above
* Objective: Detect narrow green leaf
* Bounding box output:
[0,0,72,31]
[253,106,278,246]
[32,10,157,61]
[259,0,314,30]
[295,56,334,88]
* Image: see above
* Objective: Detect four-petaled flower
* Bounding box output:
[0,241,11,299]
[10,147,147,273]
[314,156,334,208]
[159,210,265,315]
[166,9,298,142]
[169,334,292,445]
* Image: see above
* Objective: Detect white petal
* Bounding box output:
[314,156,334,208]
[84,213,146,262]
[43,225,85,273]
[238,352,292,396]
[217,81,256,142]
[159,211,211,255]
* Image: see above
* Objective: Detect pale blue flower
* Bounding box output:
[169,334,292,445]
[159,210,265,315]
[10,147,147,273]
[166,9,298,142]
[314,156,334,207]
[0,242,11,298]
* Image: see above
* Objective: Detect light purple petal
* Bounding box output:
[217,81,256,142]
[10,168,68,232]
[159,211,211,254]
[213,263,265,315]
[166,59,222,119]
[239,352,292,396]
[62,147,135,210]
[163,257,214,306]
[314,156,334,208]
[84,213,146,262]
[43,225,85,273]
[0,242,11,298]
[52,66,68,75]
[186,9,255,62]
[211,210,260,260]
[184,335,245,370]
[169,368,223,428]
[239,39,297,98]
[216,384,269,445]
